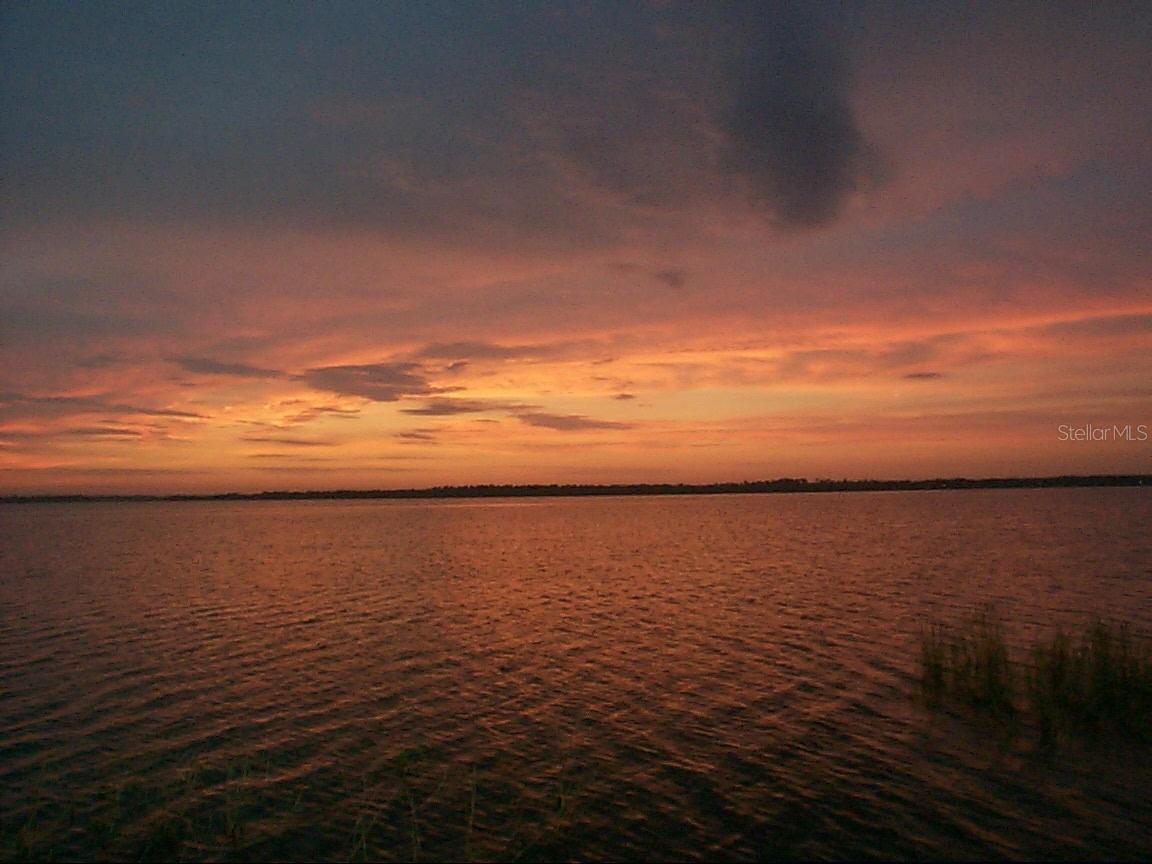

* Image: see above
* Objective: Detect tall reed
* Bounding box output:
[920,606,1014,715]
[920,608,1152,742]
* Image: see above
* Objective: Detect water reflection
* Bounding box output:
[1,489,1150,860]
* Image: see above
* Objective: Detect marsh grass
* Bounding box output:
[921,607,1014,716]
[921,607,1152,745]
[1026,620,1152,743]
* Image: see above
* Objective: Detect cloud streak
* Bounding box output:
[0,393,205,420]
[412,341,552,361]
[175,357,289,380]
[302,363,449,402]
[399,399,500,416]
[396,397,634,433]
[515,411,633,431]
[240,436,337,448]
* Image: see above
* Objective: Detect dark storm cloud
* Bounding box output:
[903,371,944,380]
[1,1,879,235]
[175,357,289,379]
[718,1,877,228]
[302,362,446,402]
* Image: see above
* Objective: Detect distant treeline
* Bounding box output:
[2,474,1149,504]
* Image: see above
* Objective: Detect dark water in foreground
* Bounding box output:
[2,488,1151,862]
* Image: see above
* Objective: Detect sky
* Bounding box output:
[2,0,1150,494]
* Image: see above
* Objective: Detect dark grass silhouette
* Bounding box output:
[921,607,1152,746]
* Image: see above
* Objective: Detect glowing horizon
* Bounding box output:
[2,3,1149,495]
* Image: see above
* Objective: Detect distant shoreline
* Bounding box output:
[1,474,1148,504]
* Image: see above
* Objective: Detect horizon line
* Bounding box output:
[2,473,1149,504]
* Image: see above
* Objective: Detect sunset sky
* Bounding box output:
[2,1,1149,494]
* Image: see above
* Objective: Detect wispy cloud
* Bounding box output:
[174,357,289,380]
[515,411,633,431]
[0,393,204,420]
[240,436,337,447]
[398,398,634,433]
[279,403,362,425]
[396,429,440,443]
[412,341,550,361]
[399,399,504,416]
[303,362,450,402]
[246,454,335,462]
[62,426,145,438]
[1037,313,1152,340]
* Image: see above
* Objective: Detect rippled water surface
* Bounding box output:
[2,489,1151,861]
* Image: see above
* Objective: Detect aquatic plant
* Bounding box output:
[920,606,1014,715]
[1026,619,1152,742]
[920,608,1152,743]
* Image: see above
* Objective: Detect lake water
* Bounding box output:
[2,488,1151,861]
